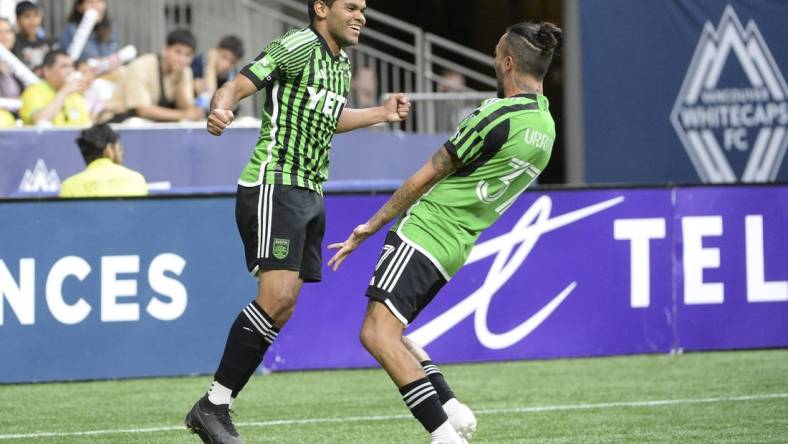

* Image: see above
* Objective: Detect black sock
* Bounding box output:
[214,301,279,397]
[421,360,456,404]
[399,377,448,433]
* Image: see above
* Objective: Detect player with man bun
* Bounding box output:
[328,21,562,443]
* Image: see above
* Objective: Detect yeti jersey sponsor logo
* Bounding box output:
[307,87,347,118]
[671,6,788,183]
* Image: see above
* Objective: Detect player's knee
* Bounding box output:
[259,292,295,318]
[361,317,395,357]
[255,283,298,323]
[275,304,296,325]
[359,319,379,353]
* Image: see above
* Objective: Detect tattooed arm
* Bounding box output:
[327,145,462,270]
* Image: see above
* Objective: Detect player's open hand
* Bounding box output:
[384,93,411,122]
[327,224,374,271]
[207,108,234,136]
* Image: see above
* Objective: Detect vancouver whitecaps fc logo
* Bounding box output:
[671,5,788,183]
[18,159,61,193]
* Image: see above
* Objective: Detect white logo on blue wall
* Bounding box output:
[0,254,187,326]
[407,195,625,350]
[18,159,61,193]
[671,5,788,183]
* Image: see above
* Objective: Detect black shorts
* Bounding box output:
[366,231,447,325]
[235,184,325,282]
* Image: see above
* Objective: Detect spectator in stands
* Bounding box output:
[75,58,114,119]
[436,69,475,132]
[20,49,92,126]
[102,29,203,123]
[350,66,376,108]
[12,1,53,72]
[60,0,117,61]
[0,17,21,100]
[192,35,244,111]
[60,123,148,197]
[0,108,13,127]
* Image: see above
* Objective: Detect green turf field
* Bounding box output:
[1,349,786,443]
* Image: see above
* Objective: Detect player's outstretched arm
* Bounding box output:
[336,93,411,133]
[206,75,257,136]
[327,145,461,270]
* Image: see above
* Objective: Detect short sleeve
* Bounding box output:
[444,109,484,164]
[58,177,77,198]
[20,84,46,124]
[121,56,155,109]
[240,49,283,91]
[176,67,195,108]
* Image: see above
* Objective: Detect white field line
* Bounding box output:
[1,392,786,440]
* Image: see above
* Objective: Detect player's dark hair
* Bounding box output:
[504,22,562,80]
[307,0,337,23]
[166,29,196,51]
[218,35,244,60]
[67,0,114,44]
[15,1,40,17]
[41,49,69,68]
[77,123,119,164]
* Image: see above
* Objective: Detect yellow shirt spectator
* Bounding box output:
[0,109,16,128]
[59,158,148,198]
[20,81,91,126]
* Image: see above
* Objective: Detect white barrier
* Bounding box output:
[0,44,40,86]
[66,8,99,61]
[0,97,22,111]
[87,45,137,75]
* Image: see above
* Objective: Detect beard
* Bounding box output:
[337,32,357,47]
[330,22,360,49]
[494,64,505,98]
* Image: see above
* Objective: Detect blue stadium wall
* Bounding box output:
[1,185,786,383]
[0,128,447,198]
[581,0,788,183]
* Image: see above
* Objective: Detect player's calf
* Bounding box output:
[421,360,477,440]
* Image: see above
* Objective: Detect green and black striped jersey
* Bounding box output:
[239,26,352,194]
[394,94,555,278]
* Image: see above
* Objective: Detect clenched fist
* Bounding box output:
[207,108,234,136]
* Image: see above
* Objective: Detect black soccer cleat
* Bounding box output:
[185,395,245,444]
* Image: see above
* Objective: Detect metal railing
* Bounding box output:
[383,92,497,134]
[37,0,496,133]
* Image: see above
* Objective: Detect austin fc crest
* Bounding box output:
[670,6,788,183]
[272,238,289,260]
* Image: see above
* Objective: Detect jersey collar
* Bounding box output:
[309,25,344,60]
[510,93,540,100]
[86,158,115,169]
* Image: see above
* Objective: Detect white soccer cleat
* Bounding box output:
[430,418,467,443]
[444,399,477,441]
[429,437,467,444]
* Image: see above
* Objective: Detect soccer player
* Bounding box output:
[328,21,562,443]
[184,1,410,443]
